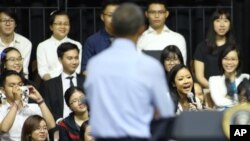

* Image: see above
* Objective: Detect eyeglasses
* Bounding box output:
[223,57,238,62]
[8,82,24,87]
[102,13,113,17]
[35,126,48,131]
[70,96,86,105]
[6,57,23,63]
[0,19,15,24]
[147,10,166,15]
[70,98,81,105]
[53,22,70,26]
[165,57,180,64]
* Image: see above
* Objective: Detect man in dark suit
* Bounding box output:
[40,42,85,122]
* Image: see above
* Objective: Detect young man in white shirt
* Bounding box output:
[137,0,187,64]
[0,70,55,141]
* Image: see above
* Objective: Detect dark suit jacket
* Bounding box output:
[40,74,85,121]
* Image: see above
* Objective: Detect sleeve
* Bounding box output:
[193,41,205,62]
[81,38,95,71]
[151,63,175,118]
[209,76,233,107]
[36,43,48,78]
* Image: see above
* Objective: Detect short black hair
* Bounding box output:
[0,70,24,87]
[146,0,168,11]
[0,8,18,24]
[49,10,69,26]
[57,42,79,58]
[64,86,85,107]
[101,0,120,13]
[112,3,144,37]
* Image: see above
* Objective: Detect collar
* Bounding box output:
[100,28,113,41]
[50,35,68,43]
[147,25,170,34]
[112,38,136,50]
[61,72,77,80]
[0,32,20,47]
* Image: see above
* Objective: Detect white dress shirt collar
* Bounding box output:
[61,72,77,80]
[147,25,170,34]
[50,35,68,43]
[0,32,20,47]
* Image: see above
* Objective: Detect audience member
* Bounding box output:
[160,46,211,111]
[81,0,120,73]
[80,121,95,141]
[237,78,250,103]
[0,70,55,141]
[37,10,82,81]
[84,3,174,141]
[209,44,249,110]
[168,64,203,114]
[0,47,39,103]
[58,87,89,141]
[0,8,32,78]
[194,9,235,88]
[137,0,187,64]
[21,115,50,141]
[160,45,184,75]
[40,42,85,122]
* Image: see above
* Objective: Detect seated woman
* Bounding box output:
[161,46,210,111]
[168,64,203,114]
[21,115,50,141]
[209,44,249,110]
[0,47,38,88]
[160,45,184,74]
[58,87,89,141]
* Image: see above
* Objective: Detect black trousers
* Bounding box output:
[96,137,148,141]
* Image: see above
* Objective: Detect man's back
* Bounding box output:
[85,38,174,138]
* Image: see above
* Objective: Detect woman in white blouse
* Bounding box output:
[209,44,249,110]
[36,10,82,81]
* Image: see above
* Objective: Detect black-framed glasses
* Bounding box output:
[6,57,23,63]
[0,19,15,24]
[53,22,70,26]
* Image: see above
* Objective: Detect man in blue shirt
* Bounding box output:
[81,0,120,74]
[84,3,174,141]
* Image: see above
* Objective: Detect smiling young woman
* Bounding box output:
[209,44,250,110]
[21,115,49,141]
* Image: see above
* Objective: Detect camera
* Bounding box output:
[20,86,29,96]
[20,86,29,103]
[0,90,6,104]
